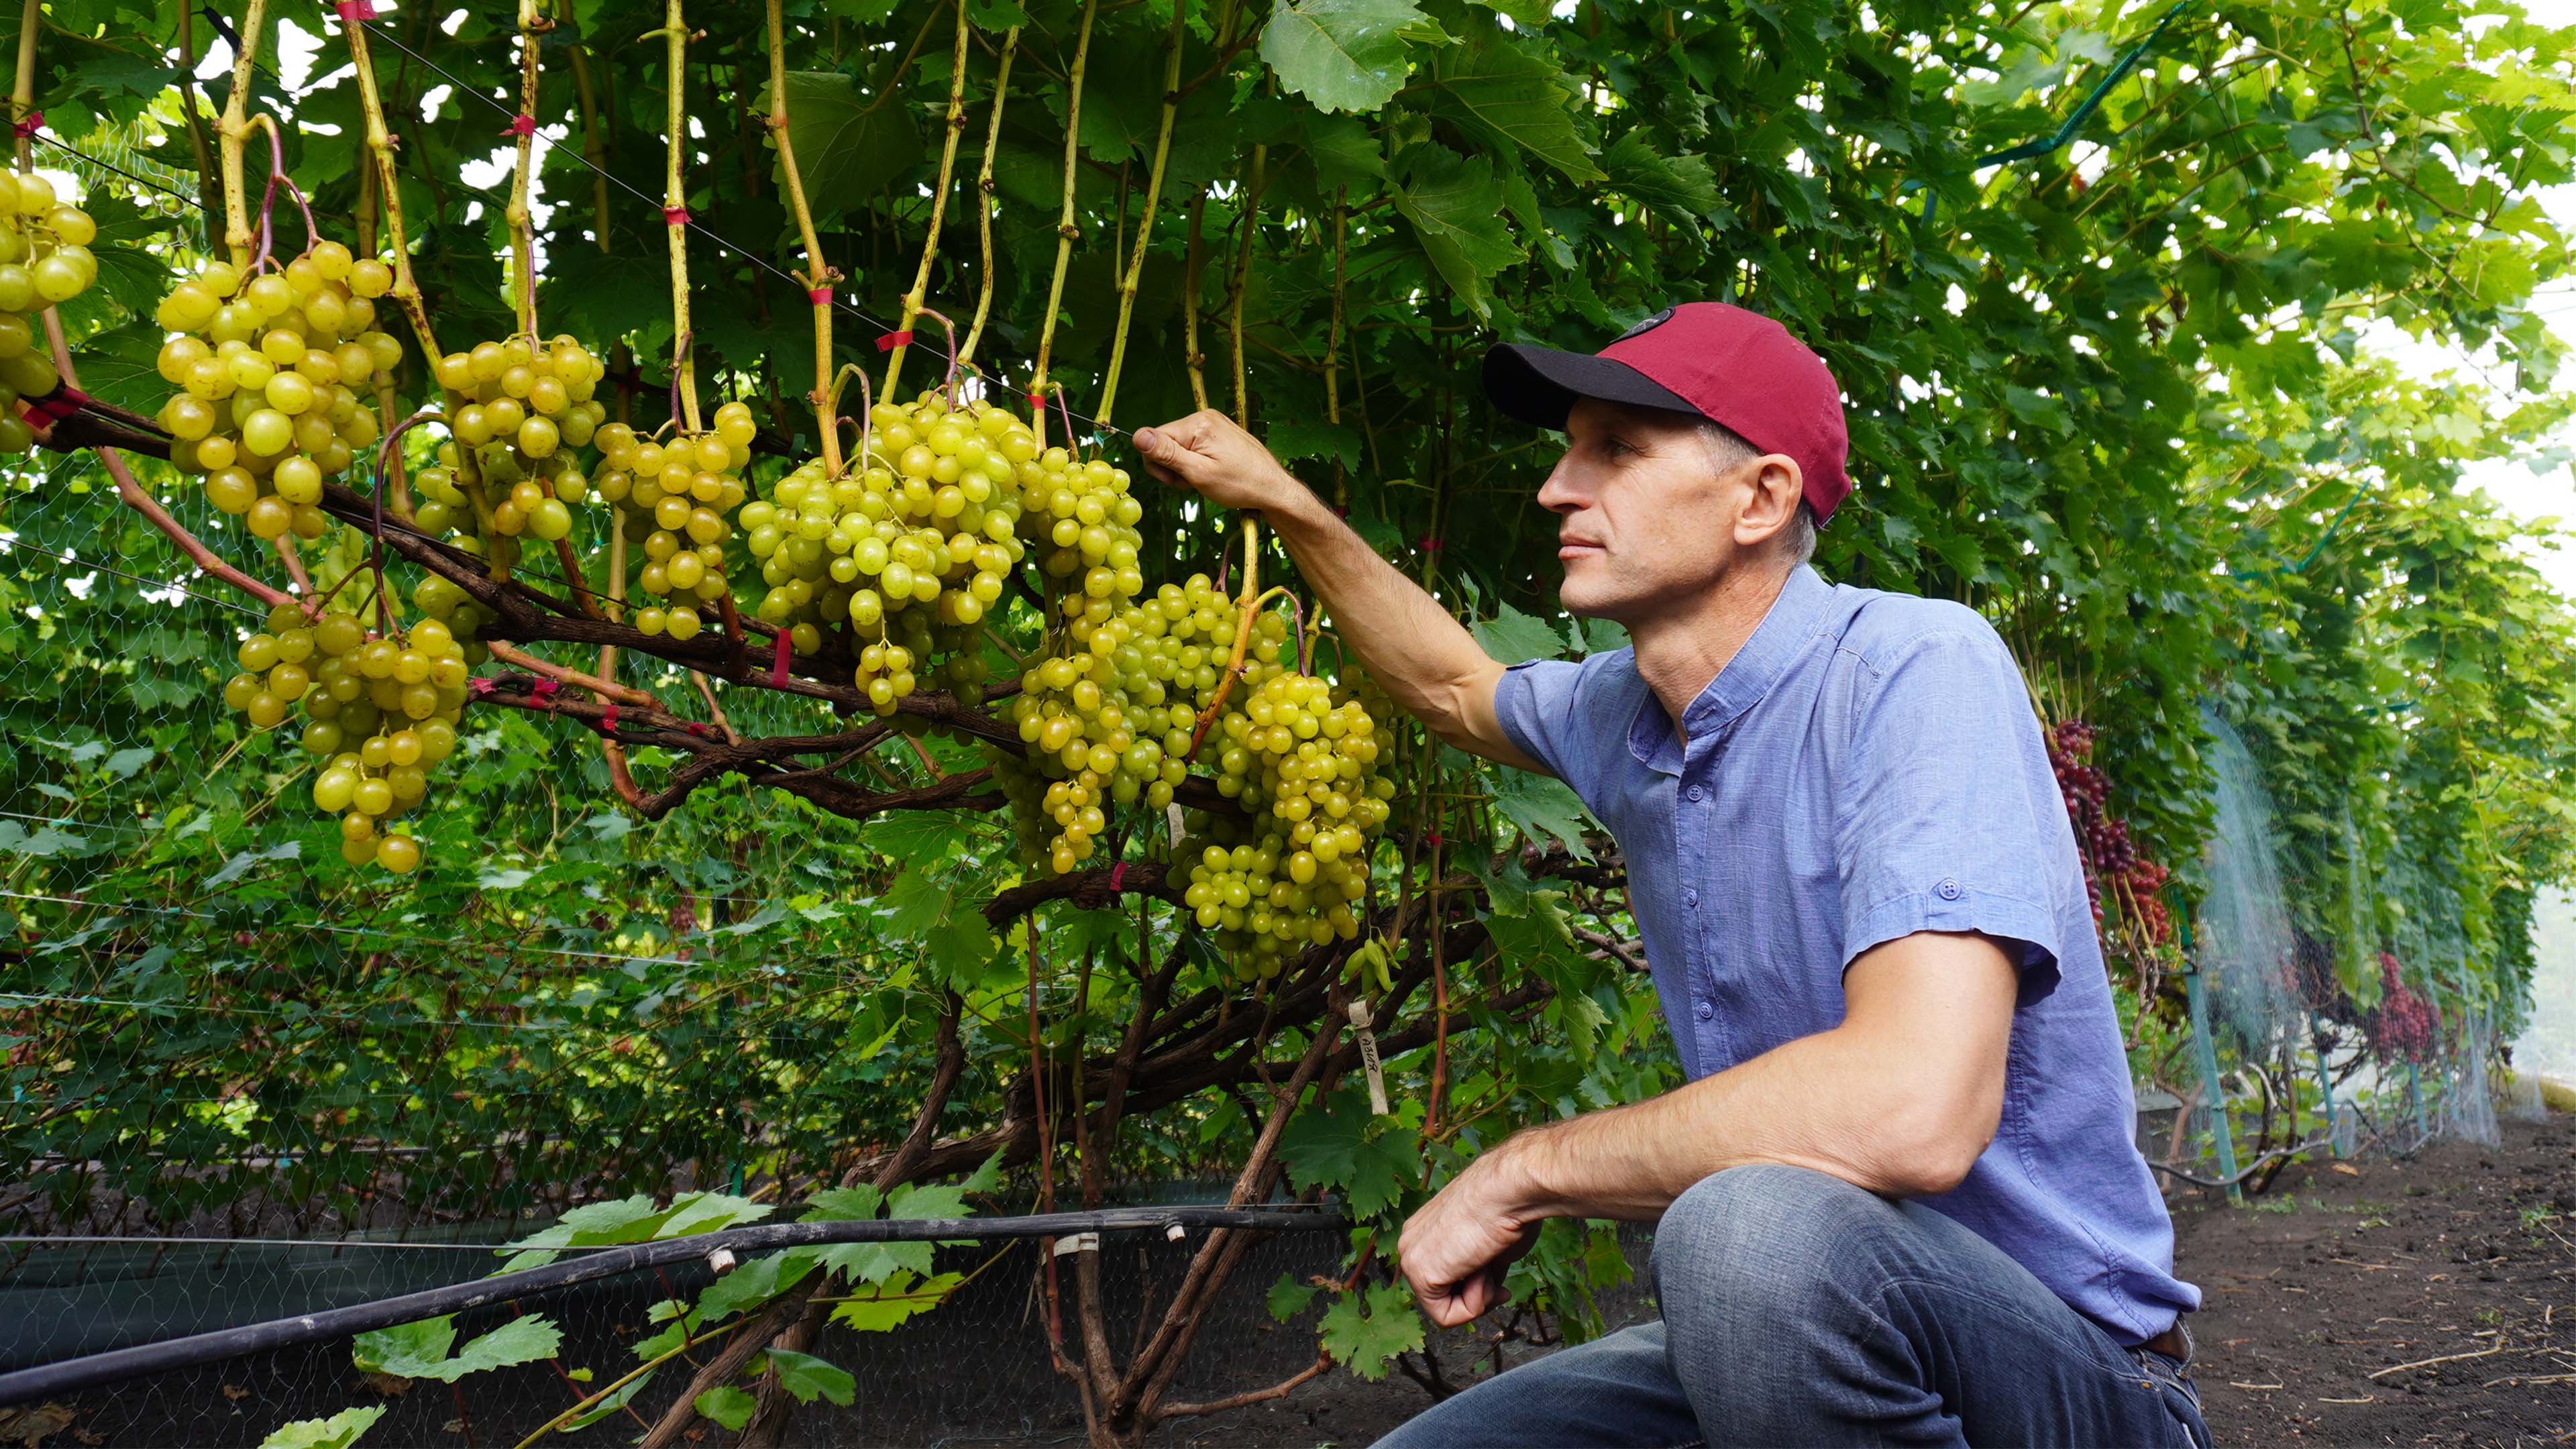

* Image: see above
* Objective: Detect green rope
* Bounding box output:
[1912,0,2198,229]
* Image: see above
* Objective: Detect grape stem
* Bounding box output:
[504,0,545,339]
[486,639,663,709]
[1183,518,1275,761]
[881,0,970,405]
[764,0,841,476]
[959,27,1019,368]
[1028,0,1097,451]
[1092,0,1189,431]
[243,115,316,272]
[215,0,269,267]
[660,0,702,435]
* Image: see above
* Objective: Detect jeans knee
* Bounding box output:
[1650,1164,1901,1328]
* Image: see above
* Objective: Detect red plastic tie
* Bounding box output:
[22,387,86,425]
[333,0,377,19]
[1108,862,1128,892]
[531,678,561,708]
[600,701,620,733]
[467,676,496,698]
[769,628,792,687]
[875,329,914,352]
[1415,536,1444,553]
[9,110,40,139]
[1424,830,1444,848]
[808,287,831,305]
[684,721,710,738]
[502,114,537,138]
[661,206,691,227]
[1026,390,1047,409]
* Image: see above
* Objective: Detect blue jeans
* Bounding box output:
[1377,1165,2210,1448]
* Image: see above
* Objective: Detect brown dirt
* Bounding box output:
[2181,1114,2576,1448]
[1167,1114,2576,1448]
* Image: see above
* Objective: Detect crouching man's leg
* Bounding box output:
[1370,1318,1701,1449]
[1654,1163,2208,1448]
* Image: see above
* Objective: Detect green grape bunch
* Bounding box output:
[742,392,1040,713]
[1179,641,1397,976]
[589,401,759,643]
[412,333,611,543]
[219,598,474,873]
[0,170,96,453]
[152,244,403,543]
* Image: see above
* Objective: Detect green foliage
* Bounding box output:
[351,1316,561,1385]
[9,0,2576,1424]
[256,1407,386,1449]
[1318,1280,1426,1379]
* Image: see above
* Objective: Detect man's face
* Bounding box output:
[1536,398,1760,623]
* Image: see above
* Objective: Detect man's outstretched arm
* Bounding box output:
[1133,410,1541,773]
[1396,930,2020,1327]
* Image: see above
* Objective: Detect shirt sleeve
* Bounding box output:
[1835,625,2067,1006]
[1491,657,1599,800]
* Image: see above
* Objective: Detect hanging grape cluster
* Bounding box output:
[0,171,94,453]
[590,402,757,643]
[219,598,471,872]
[414,333,610,543]
[2048,718,2171,944]
[153,245,402,542]
[998,554,1397,978]
[2364,951,2437,1063]
[743,392,1039,712]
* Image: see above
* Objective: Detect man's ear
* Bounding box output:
[1732,455,1805,549]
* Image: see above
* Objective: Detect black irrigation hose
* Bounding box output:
[0,1205,1344,1406]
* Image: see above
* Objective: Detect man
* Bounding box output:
[1132,302,2206,1448]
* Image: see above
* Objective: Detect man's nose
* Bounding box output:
[1535,454,1583,515]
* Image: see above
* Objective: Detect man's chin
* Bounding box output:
[1554,578,1634,626]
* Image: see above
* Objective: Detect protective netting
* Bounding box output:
[2195,712,2299,1051]
[5,1226,1340,1446]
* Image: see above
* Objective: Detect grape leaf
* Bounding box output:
[1259,0,1444,115]
[759,71,924,219]
[694,1386,759,1432]
[1601,129,1719,229]
[1467,599,1573,665]
[1391,147,1524,319]
[762,1348,857,1407]
[354,1314,560,1383]
[828,1268,964,1332]
[1267,1271,1320,1322]
[1279,1087,1419,1218]
[1318,1281,1425,1380]
[1487,767,1595,861]
[1426,25,1601,183]
[258,1406,386,1449]
[559,1368,655,1431]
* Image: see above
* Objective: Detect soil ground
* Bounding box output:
[1165,1114,2576,1448]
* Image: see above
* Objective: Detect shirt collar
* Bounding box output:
[1625,565,1836,771]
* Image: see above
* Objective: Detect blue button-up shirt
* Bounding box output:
[1495,564,2199,1344]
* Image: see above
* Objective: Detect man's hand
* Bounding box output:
[1132,409,1316,517]
[1397,1141,1545,1328]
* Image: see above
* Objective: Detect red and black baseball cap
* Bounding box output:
[1483,302,1853,523]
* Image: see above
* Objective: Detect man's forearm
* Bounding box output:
[1491,932,2019,1221]
[1260,486,1533,768]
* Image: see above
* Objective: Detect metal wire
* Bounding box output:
[0,533,267,616]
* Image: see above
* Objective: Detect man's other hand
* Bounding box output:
[1397,1146,1545,1328]
[1132,409,1311,515]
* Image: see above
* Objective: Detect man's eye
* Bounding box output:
[1604,437,1635,457]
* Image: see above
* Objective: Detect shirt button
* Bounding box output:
[1684,888,1699,908]
[1686,785,1706,802]
[1695,999,1715,1022]
[1937,879,1964,901]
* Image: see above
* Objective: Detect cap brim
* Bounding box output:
[1482,343,1703,430]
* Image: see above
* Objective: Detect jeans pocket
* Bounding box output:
[2135,1350,2210,1449]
